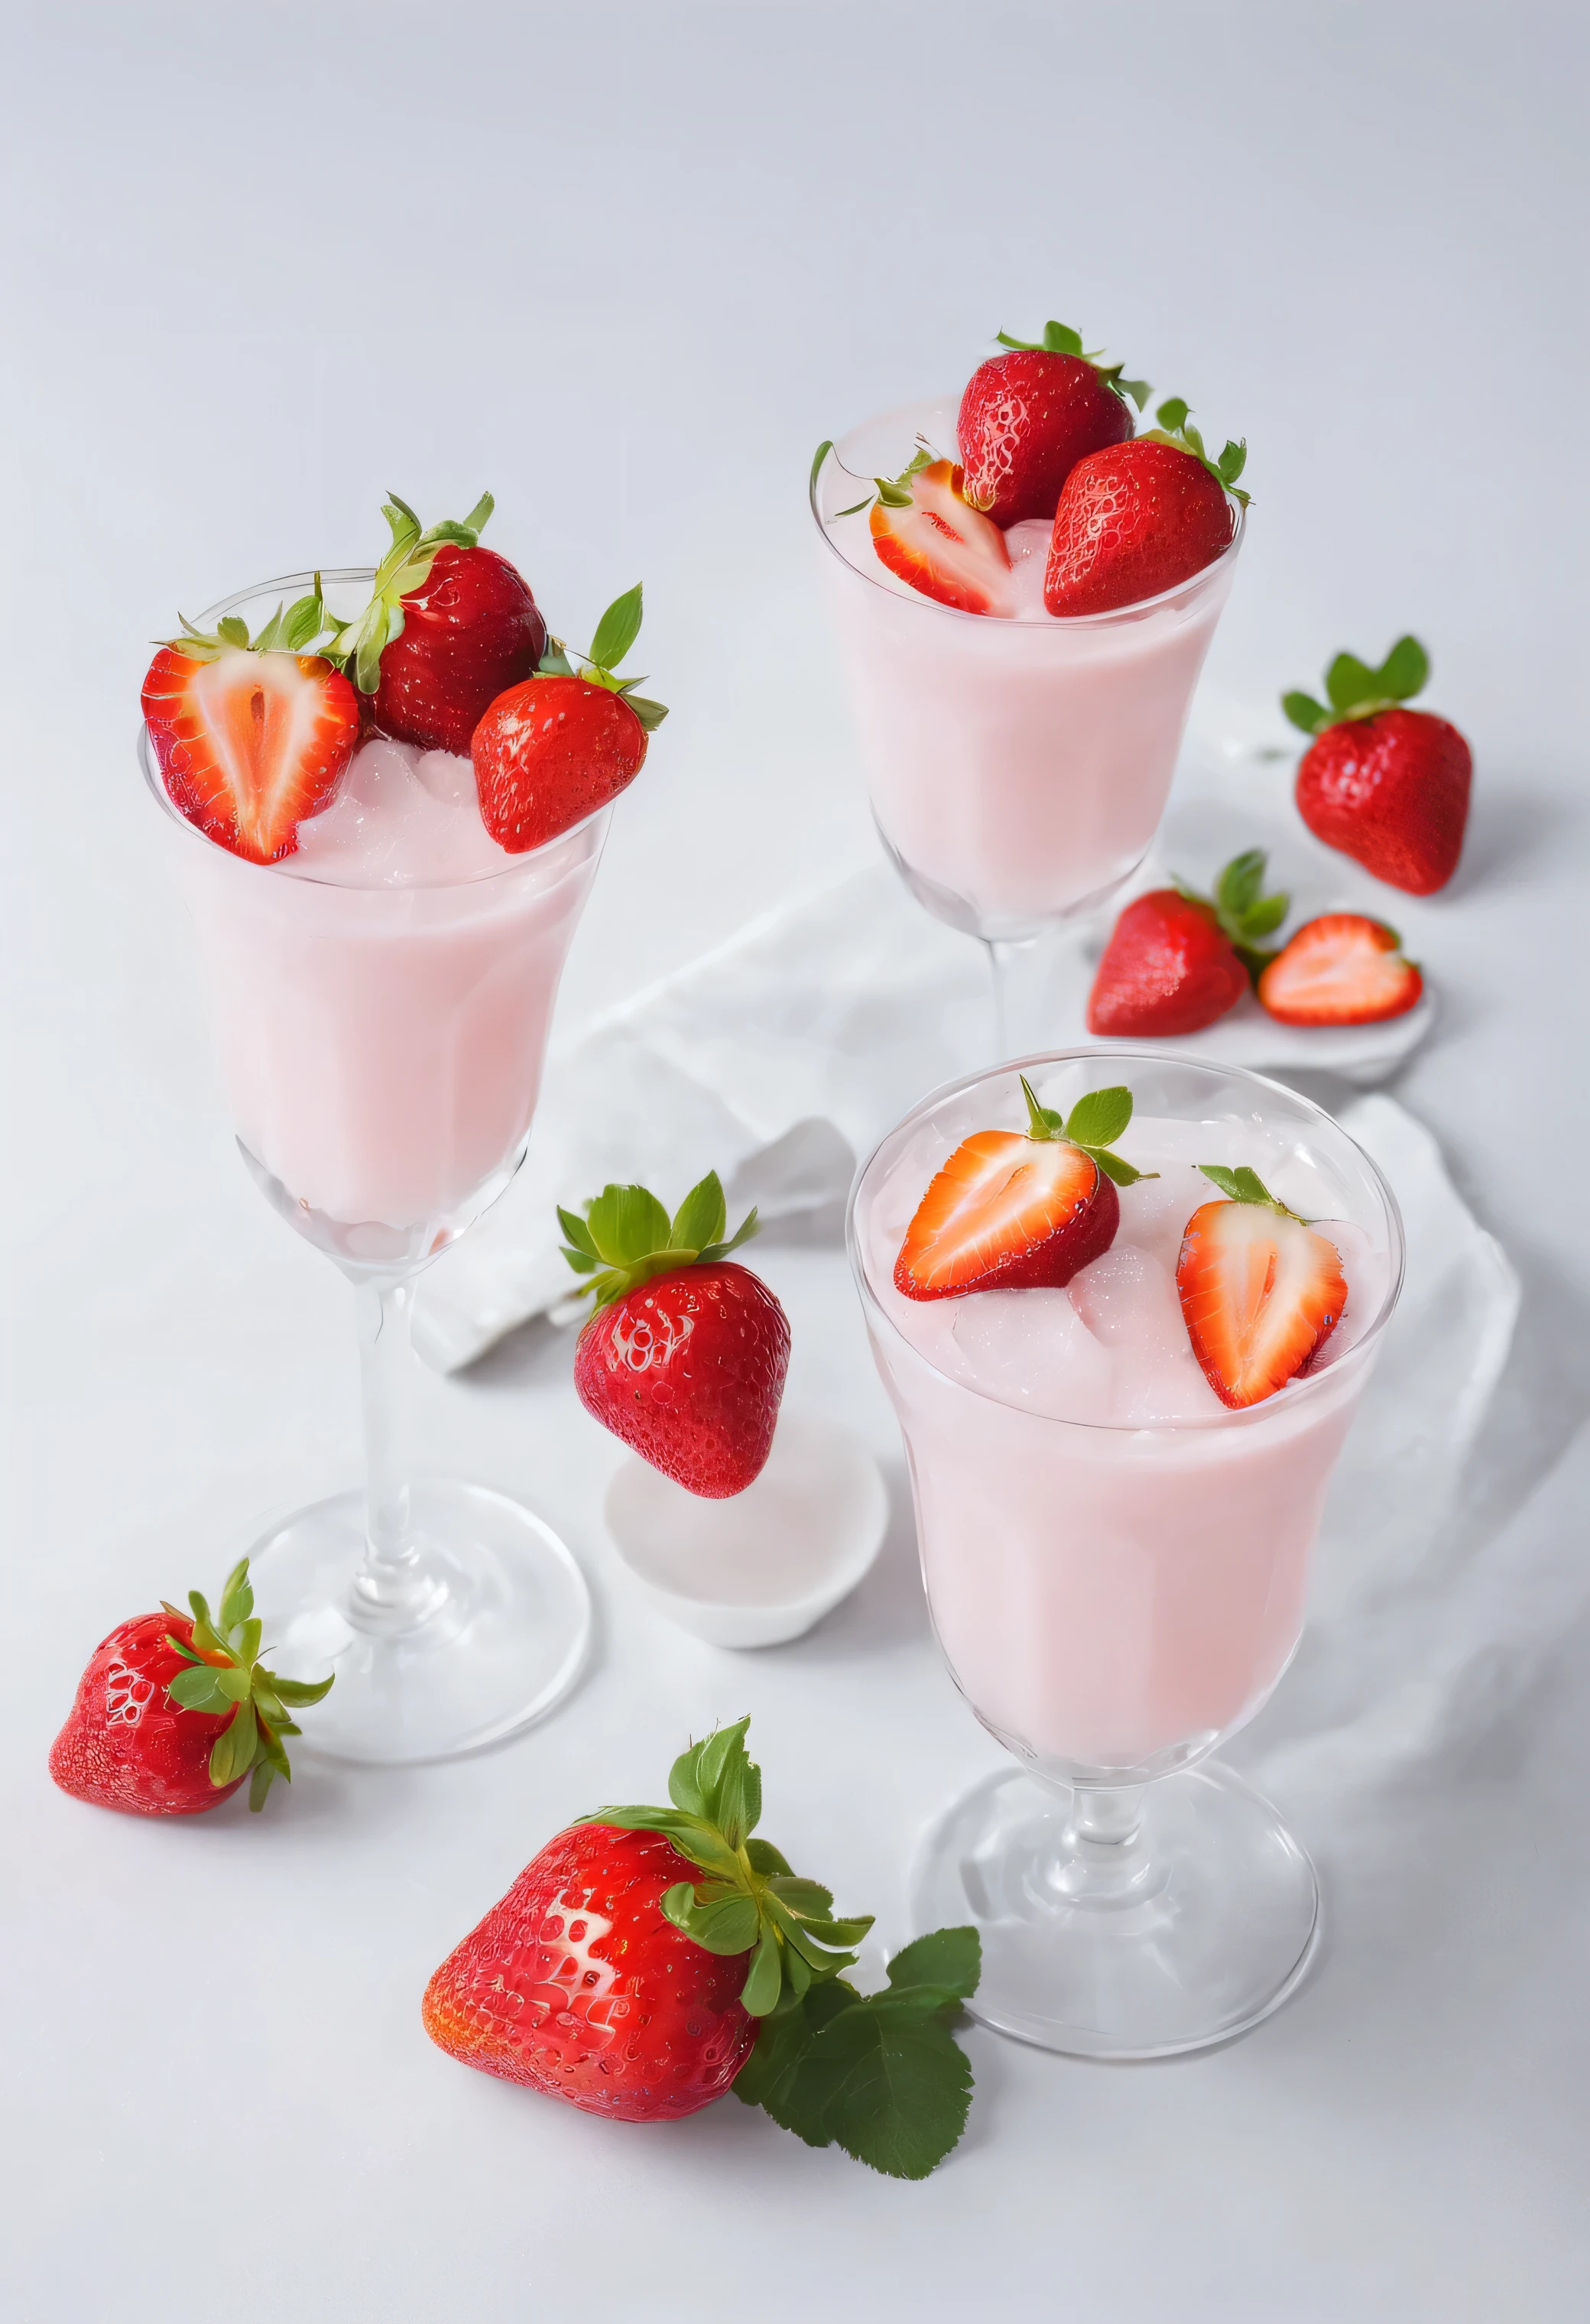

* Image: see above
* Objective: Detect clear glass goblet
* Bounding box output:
[813,403,1244,1057]
[848,1050,1403,2056]
[141,569,609,1765]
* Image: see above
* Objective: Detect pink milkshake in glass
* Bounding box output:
[849,1050,1403,2057]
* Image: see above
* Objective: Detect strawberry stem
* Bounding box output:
[162,1558,333,1809]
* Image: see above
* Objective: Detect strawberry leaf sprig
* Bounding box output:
[586,1719,982,2180]
[161,1559,333,1811]
[1174,847,1291,982]
[1019,1077,1157,1187]
[537,583,669,732]
[157,589,331,664]
[1198,1164,1310,1226]
[559,1170,757,1307]
[317,491,496,696]
[1143,396,1250,506]
[1282,635,1430,735]
[993,317,1151,411]
[817,437,939,521]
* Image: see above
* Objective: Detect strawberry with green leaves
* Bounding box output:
[472,584,667,852]
[561,1171,789,1497]
[49,1560,332,1816]
[1087,849,1290,1037]
[958,319,1148,527]
[1177,1167,1348,1407]
[1283,635,1472,894]
[1045,396,1247,615]
[895,1079,1152,1300]
[422,1717,981,2178]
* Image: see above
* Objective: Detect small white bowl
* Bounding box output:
[603,1413,889,1648]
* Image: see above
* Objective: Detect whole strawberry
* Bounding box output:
[560,1171,789,1497]
[49,1559,331,1816]
[473,584,666,852]
[957,320,1146,527]
[1087,849,1290,1036]
[1283,636,1472,894]
[1045,398,1246,616]
[325,492,547,755]
[423,1717,982,2177]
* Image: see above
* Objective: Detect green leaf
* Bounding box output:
[744,1836,793,1878]
[1041,320,1084,354]
[560,1245,599,1274]
[670,1172,728,1256]
[1282,689,1330,735]
[810,440,834,492]
[1238,891,1290,940]
[216,615,250,649]
[263,1671,334,1707]
[1063,1085,1133,1151]
[1115,374,1150,410]
[587,584,644,675]
[735,1977,857,2115]
[1326,651,1380,714]
[741,1924,784,2017]
[1376,634,1429,701]
[1019,1074,1066,1141]
[167,1665,229,1712]
[218,1560,253,1628]
[458,490,495,536]
[248,1758,278,1813]
[584,1182,673,1267]
[624,694,669,732]
[874,476,914,508]
[1198,1164,1275,1206]
[789,1997,974,2180]
[885,1926,981,2002]
[1092,1148,1149,1189]
[212,1666,253,1704]
[765,1876,836,1920]
[281,591,326,651]
[709,1205,760,1259]
[537,638,576,677]
[556,1205,598,1259]
[208,1704,258,1789]
[187,1592,223,1655]
[661,1884,761,1956]
[1215,849,1265,920]
[232,1616,261,1667]
[1155,395,1189,433]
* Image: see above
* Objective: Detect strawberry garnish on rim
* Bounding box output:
[894,1079,1153,1300]
[1176,1167,1348,1409]
[1257,914,1423,1026]
[142,593,359,863]
[846,448,1013,615]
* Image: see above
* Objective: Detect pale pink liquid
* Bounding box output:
[815,399,1241,936]
[151,735,605,1241]
[857,1107,1392,1780]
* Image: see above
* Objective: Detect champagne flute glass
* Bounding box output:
[142,567,610,1765]
[848,1050,1403,2056]
[813,404,1243,1057]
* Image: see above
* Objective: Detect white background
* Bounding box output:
[3,4,1588,2318]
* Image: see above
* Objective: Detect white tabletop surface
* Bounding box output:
[5,5,1588,2319]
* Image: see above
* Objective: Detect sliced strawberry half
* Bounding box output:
[870,459,1012,615]
[894,1078,1152,1299]
[1176,1167,1348,1408]
[143,605,359,864]
[1257,914,1423,1026]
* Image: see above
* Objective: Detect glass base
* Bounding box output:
[909,1761,1319,2059]
[247,1479,592,1766]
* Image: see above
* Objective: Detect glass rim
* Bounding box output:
[138,566,610,891]
[845,1045,1407,1436]
[809,407,1245,628]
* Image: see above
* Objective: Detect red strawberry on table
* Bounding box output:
[1044,397,1247,616]
[1257,913,1423,1026]
[957,319,1147,527]
[867,455,1014,614]
[324,492,547,755]
[1283,636,1472,894]
[49,1559,332,1816]
[423,1716,982,2177]
[1087,849,1290,1037]
[894,1078,1150,1300]
[560,1171,789,1497]
[1176,1167,1348,1409]
[142,596,359,863]
[473,584,666,852]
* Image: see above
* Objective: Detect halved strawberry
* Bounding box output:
[1257,914,1423,1026]
[894,1079,1151,1300]
[1176,1167,1348,1408]
[143,603,359,864]
[870,459,1012,615]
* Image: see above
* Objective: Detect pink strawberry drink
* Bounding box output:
[849,1056,1402,1782]
[142,571,607,1264]
[813,400,1242,936]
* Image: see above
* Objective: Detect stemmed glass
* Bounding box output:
[812,403,1244,1057]
[141,568,610,1765]
[848,1050,1403,2056]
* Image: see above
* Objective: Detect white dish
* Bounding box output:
[603,1412,888,1648]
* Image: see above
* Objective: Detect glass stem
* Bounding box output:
[985,928,1066,1060]
[347,1274,444,1634]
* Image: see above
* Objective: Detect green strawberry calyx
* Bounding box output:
[584,1717,982,2180]
[1018,1076,1157,1187]
[1281,635,1430,736]
[992,317,1150,413]
[161,1559,333,1812]
[558,1170,758,1307]
[820,437,941,522]
[1173,847,1291,984]
[1196,1164,1311,1229]
[534,583,668,732]
[156,586,335,665]
[311,491,495,697]
[1141,396,1251,507]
